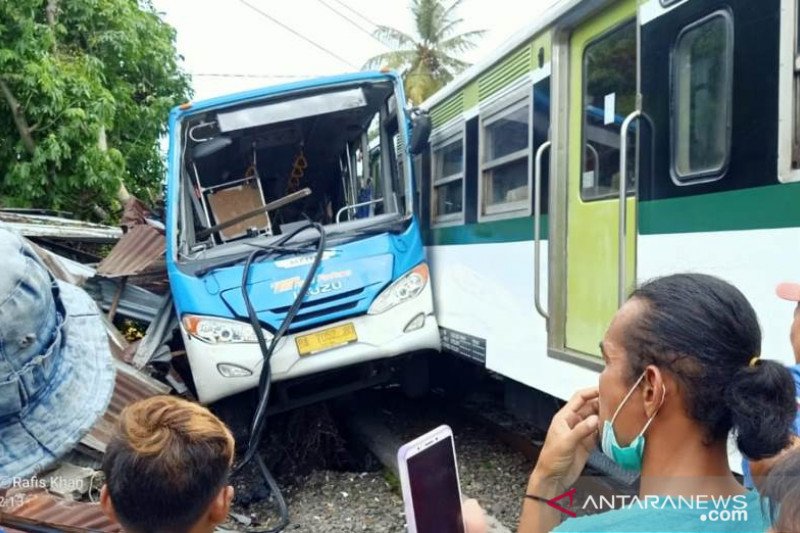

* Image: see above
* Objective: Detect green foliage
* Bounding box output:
[383,468,401,492]
[362,0,484,105]
[0,0,191,220]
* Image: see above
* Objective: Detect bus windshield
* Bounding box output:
[173,77,411,265]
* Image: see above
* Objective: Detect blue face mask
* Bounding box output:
[600,372,666,471]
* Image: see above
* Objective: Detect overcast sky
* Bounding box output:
[152,0,562,101]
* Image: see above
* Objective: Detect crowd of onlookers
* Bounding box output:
[1,225,799,533]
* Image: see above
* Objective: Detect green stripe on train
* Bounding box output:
[423,183,800,246]
[639,182,800,235]
[423,216,548,246]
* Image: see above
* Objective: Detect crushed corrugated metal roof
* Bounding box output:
[0,211,122,243]
[96,224,165,279]
[84,277,163,323]
[0,491,122,532]
[77,314,171,455]
[131,294,178,369]
[79,359,171,456]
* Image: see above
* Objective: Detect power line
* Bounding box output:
[313,0,388,49]
[237,0,358,69]
[328,0,382,30]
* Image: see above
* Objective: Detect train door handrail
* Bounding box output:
[534,140,552,321]
[618,110,642,308]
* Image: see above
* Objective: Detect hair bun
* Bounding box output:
[726,360,796,460]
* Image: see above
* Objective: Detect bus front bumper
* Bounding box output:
[181,284,441,404]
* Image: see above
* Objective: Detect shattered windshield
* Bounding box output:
[175,80,410,261]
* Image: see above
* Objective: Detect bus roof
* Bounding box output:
[172,70,402,118]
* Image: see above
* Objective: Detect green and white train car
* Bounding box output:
[417,0,800,426]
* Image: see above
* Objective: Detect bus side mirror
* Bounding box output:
[409,111,431,155]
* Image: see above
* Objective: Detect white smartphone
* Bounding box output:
[397,424,466,533]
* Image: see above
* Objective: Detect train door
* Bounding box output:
[563,0,638,358]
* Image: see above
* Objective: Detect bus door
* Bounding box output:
[563,0,638,359]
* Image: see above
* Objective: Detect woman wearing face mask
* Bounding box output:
[518,274,798,533]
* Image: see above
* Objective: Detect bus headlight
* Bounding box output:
[368,263,429,315]
[182,315,272,344]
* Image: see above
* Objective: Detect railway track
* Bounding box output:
[218,366,638,532]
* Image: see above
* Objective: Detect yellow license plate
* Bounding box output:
[296,323,357,356]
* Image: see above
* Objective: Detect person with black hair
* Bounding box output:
[742,282,800,489]
[760,447,800,533]
[100,396,236,533]
[517,273,798,533]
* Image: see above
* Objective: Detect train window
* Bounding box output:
[431,131,465,225]
[778,0,800,180]
[794,0,800,170]
[581,21,637,201]
[480,98,531,218]
[672,12,733,182]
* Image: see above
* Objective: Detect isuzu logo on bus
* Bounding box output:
[306,280,344,297]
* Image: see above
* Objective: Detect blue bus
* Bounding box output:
[165,71,439,404]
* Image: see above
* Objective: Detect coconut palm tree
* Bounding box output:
[363,0,485,105]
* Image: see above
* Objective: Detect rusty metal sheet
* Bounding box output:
[80,359,171,455]
[76,315,170,455]
[131,294,177,369]
[0,492,122,532]
[0,211,121,243]
[96,224,166,279]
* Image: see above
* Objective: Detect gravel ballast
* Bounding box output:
[221,385,538,532]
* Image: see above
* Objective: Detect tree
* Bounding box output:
[0,0,191,221]
[362,0,484,105]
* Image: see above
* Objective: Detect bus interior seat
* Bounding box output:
[206,175,272,242]
[191,136,273,241]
